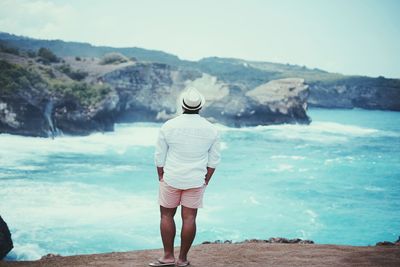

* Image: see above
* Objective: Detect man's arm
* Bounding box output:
[204,167,215,185]
[157,166,164,181]
[154,129,168,181]
[206,132,221,185]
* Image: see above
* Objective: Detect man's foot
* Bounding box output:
[148,257,175,267]
[176,260,190,267]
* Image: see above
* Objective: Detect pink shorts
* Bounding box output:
[159,180,207,209]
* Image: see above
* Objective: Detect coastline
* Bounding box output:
[2,240,400,267]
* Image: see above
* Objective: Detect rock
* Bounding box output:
[268,237,290,243]
[0,96,50,137]
[242,239,268,243]
[0,93,116,137]
[40,253,61,260]
[0,56,311,136]
[102,63,202,123]
[103,63,311,127]
[202,240,232,244]
[267,237,314,244]
[376,241,395,246]
[0,216,13,260]
[308,77,400,111]
[52,96,116,136]
[299,239,315,244]
[203,78,310,126]
[203,237,315,246]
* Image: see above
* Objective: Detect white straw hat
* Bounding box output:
[180,87,206,111]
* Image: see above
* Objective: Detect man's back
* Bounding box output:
[155,114,220,189]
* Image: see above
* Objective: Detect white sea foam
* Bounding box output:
[220,142,228,150]
[270,155,306,160]
[6,243,45,261]
[324,156,355,165]
[221,120,397,143]
[0,180,158,229]
[270,164,294,172]
[241,195,261,205]
[364,186,385,192]
[0,179,160,260]
[10,165,43,171]
[0,123,161,168]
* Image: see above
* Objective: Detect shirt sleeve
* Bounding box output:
[154,128,168,167]
[207,131,221,168]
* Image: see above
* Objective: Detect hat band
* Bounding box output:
[183,99,202,110]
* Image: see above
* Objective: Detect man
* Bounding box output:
[150,87,221,267]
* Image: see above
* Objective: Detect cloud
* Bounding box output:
[0,0,75,38]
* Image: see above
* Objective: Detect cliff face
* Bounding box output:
[0,92,116,137]
[101,64,310,127]
[0,54,311,137]
[308,78,400,110]
[202,78,310,126]
[102,63,202,122]
[0,57,118,137]
[4,31,399,137]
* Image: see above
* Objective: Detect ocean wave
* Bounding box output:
[5,242,45,261]
[270,164,294,172]
[221,121,399,143]
[270,155,306,160]
[0,123,161,168]
[225,121,395,135]
[364,186,385,192]
[0,180,158,228]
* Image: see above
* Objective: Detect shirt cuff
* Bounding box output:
[207,163,218,168]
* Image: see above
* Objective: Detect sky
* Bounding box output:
[0,0,399,78]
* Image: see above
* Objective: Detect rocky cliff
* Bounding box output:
[0,216,13,260]
[1,32,399,113]
[3,32,400,137]
[307,77,400,110]
[0,56,118,137]
[0,48,311,137]
[102,64,310,127]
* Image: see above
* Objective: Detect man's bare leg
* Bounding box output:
[177,206,198,265]
[159,206,177,263]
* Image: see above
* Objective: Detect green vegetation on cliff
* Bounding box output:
[0,59,111,107]
[49,81,111,106]
[0,60,45,94]
[100,52,129,65]
[37,47,60,64]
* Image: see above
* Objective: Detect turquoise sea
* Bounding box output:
[1,108,399,260]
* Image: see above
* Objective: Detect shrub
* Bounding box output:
[0,60,44,94]
[99,52,128,65]
[37,47,60,64]
[27,50,36,58]
[56,64,88,81]
[0,59,112,109]
[0,41,20,55]
[50,81,112,106]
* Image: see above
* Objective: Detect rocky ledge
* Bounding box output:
[2,240,400,267]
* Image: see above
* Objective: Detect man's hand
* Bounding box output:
[204,167,216,185]
[157,167,164,181]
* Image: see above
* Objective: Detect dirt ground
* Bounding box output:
[1,243,400,267]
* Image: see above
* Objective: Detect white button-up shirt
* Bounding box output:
[154,114,221,190]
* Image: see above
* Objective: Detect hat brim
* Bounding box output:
[180,93,206,111]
